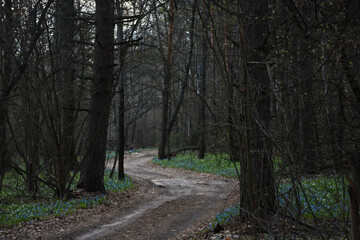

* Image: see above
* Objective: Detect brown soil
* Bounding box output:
[0,151,238,240]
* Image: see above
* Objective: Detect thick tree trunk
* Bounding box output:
[158,72,170,159]
[198,0,209,159]
[349,185,360,240]
[240,61,275,224]
[54,0,75,197]
[0,106,9,182]
[158,0,175,160]
[236,0,275,225]
[340,2,360,234]
[349,154,360,240]
[116,0,126,180]
[80,0,115,192]
[118,77,125,180]
[0,0,13,188]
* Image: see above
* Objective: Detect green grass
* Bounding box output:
[104,170,137,192]
[0,149,141,228]
[278,175,349,219]
[207,204,240,230]
[0,195,107,227]
[203,176,348,235]
[152,153,349,227]
[152,153,240,178]
[0,170,136,228]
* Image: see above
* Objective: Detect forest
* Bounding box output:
[1,0,360,239]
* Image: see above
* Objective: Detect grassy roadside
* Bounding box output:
[152,153,240,178]
[0,149,153,228]
[151,153,349,233]
[0,170,136,228]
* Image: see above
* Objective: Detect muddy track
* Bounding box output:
[72,153,236,240]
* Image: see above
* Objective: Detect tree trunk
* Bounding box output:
[349,154,360,240]
[24,7,41,194]
[54,0,75,197]
[198,0,209,159]
[167,2,196,145]
[236,0,275,225]
[0,0,13,188]
[298,39,318,174]
[0,105,9,187]
[349,185,360,240]
[158,0,175,159]
[115,0,126,180]
[79,0,115,192]
[118,76,125,180]
[24,70,40,193]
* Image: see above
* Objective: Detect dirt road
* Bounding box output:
[1,152,237,240]
[74,152,236,240]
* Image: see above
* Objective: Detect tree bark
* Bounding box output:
[158,0,175,159]
[54,0,75,197]
[167,2,196,144]
[298,39,318,174]
[115,0,127,180]
[79,0,115,192]
[349,184,360,240]
[236,0,275,224]
[118,75,125,180]
[0,0,13,189]
[197,0,209,159]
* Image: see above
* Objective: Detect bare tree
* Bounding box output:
[197,0,209,159]
[0,0,14,192]
[0,0,54,192]
[157,0,175,159]
[115,0,126,180]
[53,0,76,196]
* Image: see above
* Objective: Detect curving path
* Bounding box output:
[73,152,236,240]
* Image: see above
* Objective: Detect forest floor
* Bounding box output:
[1,150,239,240]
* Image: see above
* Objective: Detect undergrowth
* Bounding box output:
[152,153,240,178]
[278,176,348,219]
[206,176,349,231]
[153,153,349,231]
[207,204,241,230]
[0,170,135,228]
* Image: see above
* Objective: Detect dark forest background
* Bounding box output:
[1,0,360,238]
